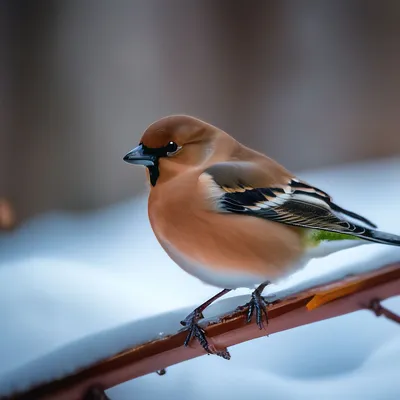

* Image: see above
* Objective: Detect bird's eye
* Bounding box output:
[165,141,181,156]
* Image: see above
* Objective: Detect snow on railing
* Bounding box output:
[3,261,399,400]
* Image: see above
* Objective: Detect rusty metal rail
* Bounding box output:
[6,263,400,400]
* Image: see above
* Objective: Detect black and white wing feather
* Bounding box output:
[202,162,400,246]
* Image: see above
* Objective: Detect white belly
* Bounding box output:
[163,241,284,289]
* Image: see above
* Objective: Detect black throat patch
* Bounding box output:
[147,161,160,186]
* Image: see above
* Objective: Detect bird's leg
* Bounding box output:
[180,288,231,359]
[239,281,271,329]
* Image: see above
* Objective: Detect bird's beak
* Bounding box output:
[123,144,156,166]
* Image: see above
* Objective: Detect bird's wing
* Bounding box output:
[201,162,378,238]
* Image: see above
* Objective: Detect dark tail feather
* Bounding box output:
[358,229,400,246]
[330,203,378,229]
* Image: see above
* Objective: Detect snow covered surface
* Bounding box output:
[0,157,400,399]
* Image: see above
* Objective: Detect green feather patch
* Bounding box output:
[306,229,362,247]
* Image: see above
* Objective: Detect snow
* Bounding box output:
[0,157,399,399]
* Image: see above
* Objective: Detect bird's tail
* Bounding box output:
[356,228,400,246]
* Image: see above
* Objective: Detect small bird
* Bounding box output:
[124,115,400,358]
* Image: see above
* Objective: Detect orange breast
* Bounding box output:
[148,179,304,281]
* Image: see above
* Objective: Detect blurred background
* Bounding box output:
[1,0,400,223]
[1,2,400,397]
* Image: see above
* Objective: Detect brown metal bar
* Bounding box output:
[369,298,400,324]
[7,263,400,400]
[82,386,111,400]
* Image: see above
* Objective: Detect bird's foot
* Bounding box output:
[180,309,231,360]
[241,289,270,330]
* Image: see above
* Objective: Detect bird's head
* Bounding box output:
[124,115,230,186]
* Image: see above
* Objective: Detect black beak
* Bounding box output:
[123,144,156,166]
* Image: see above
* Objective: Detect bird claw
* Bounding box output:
[243,290,270,329]
[180,309,204,327]
[180,310,231,360]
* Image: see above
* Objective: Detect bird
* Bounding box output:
[123,115,400,358]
